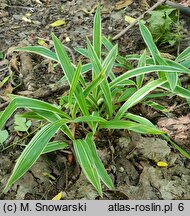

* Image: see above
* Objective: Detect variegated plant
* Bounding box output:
[1,6,190,196]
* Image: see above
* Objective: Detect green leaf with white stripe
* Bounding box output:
[162,134,190,160]
[139,22,178,91]
[110,65,190,88]
[68,62,82,106]
[102,36,113,51]
[73,115,106,123]
[162,83,190,99]
[115,78,167,120]
[99,120,164,134]
[42,140,68,154]
[52,33,74,84]
[125,114,190,159]
[74,47,89,58]
[87,39,102,77]
[73,139,102,196]
[102,44,117,79]
[125,113,155,127]
[15,46,58,62]
[52,33,90,118]
[85,133,113,189]
[87,41,117,116]
[136,50,146,88]
[176,47,190,62]
[93,4,101,59]
[143,101,169,113]
[30,109,74,140]
[0,96,70,130]
[3,120,66,193]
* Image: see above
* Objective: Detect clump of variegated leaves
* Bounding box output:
[0,6,190,196]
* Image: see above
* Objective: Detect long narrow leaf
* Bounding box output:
[143,101,169,113]
[165,58,190,72]
[139,22,178,91]
[87,39,102,77]
[117,87,137,103]
[102,44,118,67]
[83,72,105,96]
[87,40,116,116]
[162,134,190,159]
[139,22,161,64]
[58,63,92,83]
[83,58,113,98]
[74,47,89,58]
[85,133,113,189]
[0,96,70,130]
[73,115,106,123]
[176,47,190,62]
[68,62,82,105]
[81,63,92,73]
[125,113,155,127]
[42,140,68,154]
[99,120,164,134]
[102,44,117,79]
[17,108,74,140]
[115,78,167,119]
[93,4,101,58]
[20,111,45,120]
[102,36,113,51]
[30,109,74,140]
[125,113,190,159]
[75,89,90,116]
[99,79,113,117]
[3,120,66,192]
[162,83,190,99]
[73,139,102,196]
[102,36,131,72]
[180,58,190,68]
[110,65,190,88]
[136,50,146,88]
[15,46,58,62]
[52,33,74,84]
[52,34,90,119]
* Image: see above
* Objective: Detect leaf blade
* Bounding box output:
[93,4,101,59]
[73,139,102,196]
[99,120,164,134]
[85,133,113,189]
[115,78,167,119]
[15,46,58,62]
[3,120,66,192]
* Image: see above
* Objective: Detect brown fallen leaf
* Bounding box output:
[140,0,149,10]
[157,114,190,152]
[1,82,13,98]
[112,66,125,73]
[0,10,8,18]
[10,53,19,72]
[115,0,133,10]
[180,0,190,7]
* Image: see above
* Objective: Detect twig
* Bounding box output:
[7,5,35,12]
[17,81,69,98]
[0,25,37,34]
[0,101,9,109]
[112,0,167,41]
[166,1,190,16]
